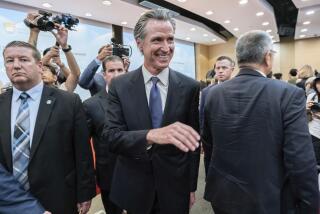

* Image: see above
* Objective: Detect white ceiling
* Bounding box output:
[1,0,282,45]
[292,0,320,40]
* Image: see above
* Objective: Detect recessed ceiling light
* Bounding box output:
[102,0,112,5]
[239,0,248,5]
[121,21,128,25]
[42,2,52,8]
[234,28,239,31]
[85,13,92,17]
[262,22,269,26]
[190,27,196,31]
[203,33,208,37]
[177,0,187,2]
[224,20,231,24]
[256,12,264,16]
[306,10,315,15]
[303,21,311,25]
[300,34,306,38]
[301,28,308,32]
[206,10,213,15]
[212,38,217,42]
[266,29,272,33]
[185,37,190,40]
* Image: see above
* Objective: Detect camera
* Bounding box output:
[111,38,131,57]
[24,10,79,31]
[311,102,320,112]
[52,14,79,30]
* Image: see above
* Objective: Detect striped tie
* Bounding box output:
[13,92,30,191]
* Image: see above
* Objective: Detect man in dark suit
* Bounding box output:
[103,9,200,214]
[0,162,51,214]
[203,30,319,214]
[0,41,96,214]
[83,55,126,214]
[199,56,234,174]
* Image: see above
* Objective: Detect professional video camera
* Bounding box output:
[111,38,132,57]
[24,10,79,31]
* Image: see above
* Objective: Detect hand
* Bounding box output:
[307,101,315,110]
[43,211,51,214]
[52,55,64,67]
[122,55,130,71]
[45,46,60,59]
[189,192,196,209]
[51,23,69,49]
[25,12,41,32]
[97,45,112,61]
[146,122,200,152]
[77,200,91,214]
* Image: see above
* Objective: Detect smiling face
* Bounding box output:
[4,46,42,91]
[136,19,175,75]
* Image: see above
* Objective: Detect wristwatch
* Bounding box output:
[62,45,72,52]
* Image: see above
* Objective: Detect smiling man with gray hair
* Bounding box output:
[202,30,319,214]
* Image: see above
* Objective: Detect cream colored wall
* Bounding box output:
[195,37,320,81]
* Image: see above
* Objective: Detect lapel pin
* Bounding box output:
[46,100,52,105]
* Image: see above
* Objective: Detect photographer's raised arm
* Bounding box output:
[51,24,80,92]
[26,12,41,47]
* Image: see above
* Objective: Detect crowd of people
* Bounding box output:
[0,8,319,214]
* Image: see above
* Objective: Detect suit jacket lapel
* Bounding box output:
[162,69,183,126]
[129,68,152,129]
[0,90,13,170]
[30,86,56,160]
[98,90,108,114]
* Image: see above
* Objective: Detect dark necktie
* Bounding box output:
[149,77,163,128]
[13,92,30,191]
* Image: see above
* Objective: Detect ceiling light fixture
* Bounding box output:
[102,0,112,6]
[234,28,239,31]
[224,20,231,24]
[256,12,264,16]
[203,34,208,37]
[301,28,308,32]
[306,10,314,15]
[239,0,248,5]
[262,22,269,26]
[177,0,187,2]
[206,10,213,15]
[212,38,217,42]
[185,37,190,40]
[42,2,52,8]
[266,29,272,33]
[303,21,311,25]
[300,34,306,38]
[85,13,92,17]
[121,21,128,25]
[190,27,196,31]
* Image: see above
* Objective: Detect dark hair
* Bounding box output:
[3,41,41,62]
[102,55,124,72]
[43,64,57,76]
[273,73,282,80]
[216,56,235,67]
[289,68,297,77]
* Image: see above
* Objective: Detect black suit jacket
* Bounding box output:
[0,85,96,214]
[103,67,200,214]
[203,69,319,214]
[83,90,117,191]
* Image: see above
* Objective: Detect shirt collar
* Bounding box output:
[13,81,44,102]
[142,65,169,86]
[254,69,267,78]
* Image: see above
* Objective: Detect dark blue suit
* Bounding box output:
[0,163,44,214]
[79,59,106,96]
[203,69,319,214]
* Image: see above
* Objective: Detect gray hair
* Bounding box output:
[133,9,176,41]
[235,30,273,66]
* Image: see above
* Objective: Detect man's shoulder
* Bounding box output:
[171,69,199,87]
[83,90,106,106]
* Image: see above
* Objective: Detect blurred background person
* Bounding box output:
[305,76,316,96]
[288,68,298,85]
[297,64,314,91]
[273,72,283,80]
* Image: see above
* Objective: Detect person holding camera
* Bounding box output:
[79,45,130,96]
[26,12,80,92]
[306,75,320,165]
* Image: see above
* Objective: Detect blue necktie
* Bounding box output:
[13,92,30,191]
[149,77,163,128]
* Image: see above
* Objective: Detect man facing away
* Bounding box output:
[203,30,319,214]
[103,9,200,214]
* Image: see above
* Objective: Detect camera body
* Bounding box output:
[112,46,130,57]
[52,14,79,30]
[311,102,320,112]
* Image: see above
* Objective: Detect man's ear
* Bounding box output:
[136,38,144,53]
[265,51,272,68]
